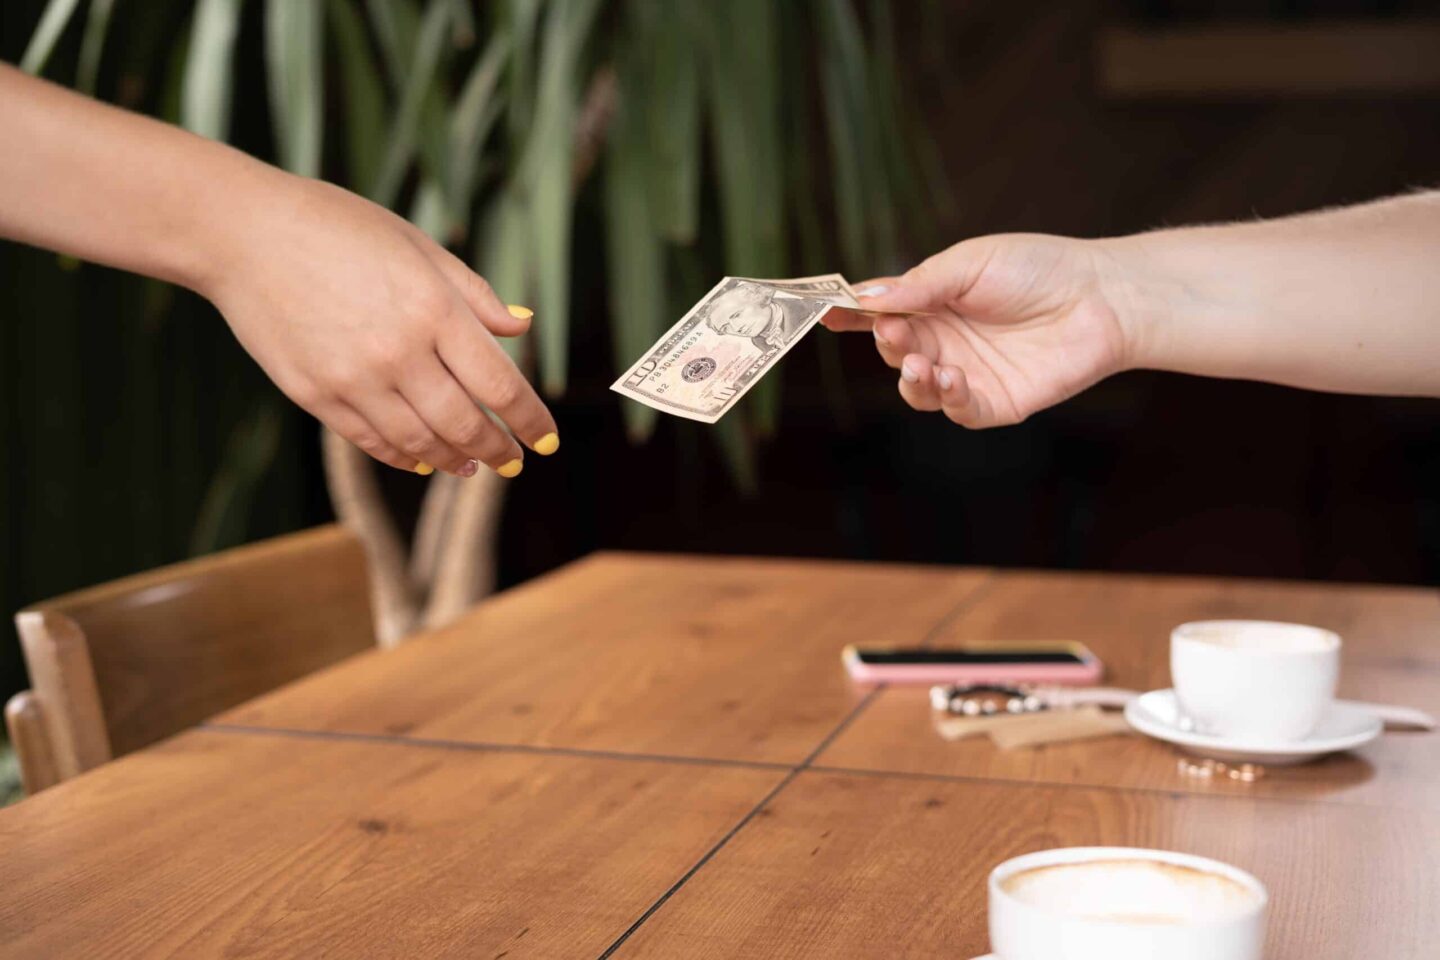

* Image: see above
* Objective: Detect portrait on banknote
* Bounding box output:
[701,279,817,351]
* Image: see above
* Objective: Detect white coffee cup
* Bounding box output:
[1171,620,1340,742]
[987,846,1268,960]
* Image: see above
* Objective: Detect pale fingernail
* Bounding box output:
[458,459,479,478]
[496,459,523,478]
[533,432,560,456]
[506,304,534,320]
[415,462,435,476]
[901,361,920,384]
[937,370,954,391]
[856,285,890,298]
[874,328,889,347]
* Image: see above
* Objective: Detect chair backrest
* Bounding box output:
[10,525,375,789]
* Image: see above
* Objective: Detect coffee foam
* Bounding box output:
[1181,621,1336,654]
[999,859,1259,925]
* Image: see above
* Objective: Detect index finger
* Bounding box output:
[436,314,559,455]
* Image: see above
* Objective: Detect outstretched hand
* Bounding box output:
[824,234,1135,428]
[203,176,558,477]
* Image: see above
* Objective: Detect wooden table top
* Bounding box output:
[218,553,991,764]
[3,553,1436,959]
[820,570,1440,809]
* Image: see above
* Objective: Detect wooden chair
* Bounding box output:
[4,524,375,797]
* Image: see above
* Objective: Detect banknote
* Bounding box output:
[610,274,857,424]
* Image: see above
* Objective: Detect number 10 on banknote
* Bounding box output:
[610,274,872,424]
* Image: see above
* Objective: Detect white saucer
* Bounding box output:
[1124,689,1382,765]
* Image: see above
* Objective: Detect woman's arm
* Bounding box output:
[0,62,558,477]
[831,191,1440,428]
[1109,191,1440,397]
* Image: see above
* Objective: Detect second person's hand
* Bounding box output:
[824,234,1136,428]
[198,172,558,478]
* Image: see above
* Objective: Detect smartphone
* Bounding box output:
[842,642,1103,686]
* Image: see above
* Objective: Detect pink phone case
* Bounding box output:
[842,646,1104,686]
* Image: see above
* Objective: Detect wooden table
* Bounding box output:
[2,554,1436,958]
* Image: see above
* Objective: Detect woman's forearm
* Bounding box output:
[0,62,561,479]
[0,62,281,296]
[1105,191,1440,397]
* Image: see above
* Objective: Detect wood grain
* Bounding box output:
[2,692,60,795]
[0,730,782,959]
[820,571,1440,808]
[612,770,1440,959]
[13,524,375,784]
[218,553,991,764]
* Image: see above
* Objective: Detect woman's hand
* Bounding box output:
[200,175,558,477]
[0,65,556,476]
[824,234,1136,428]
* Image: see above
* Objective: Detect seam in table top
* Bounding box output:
[200,570,1002,960]
[593,682,890,960]
[203,722,795,772]
[592,570,1001,958]
[200,571,1015,959]
[202,568,1001,769]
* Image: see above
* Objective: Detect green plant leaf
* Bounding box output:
[183,0,246,141]
[116,0,191,109]
[868,0,949,257]
[157,7,192,124]
[76,0,119,94]
[409,175,449,240]
[446,29,510,226]
[476,189,531,365]
[264,0,325,177]
[712,416,757,494]
[644,3,700,244]
[500,0,543,140]
[327,0,387,194]
[371,0,451,208]
[815,0,883,274]
[603,57,664,443]
[189,396,285,555]
[519,0,600,395]
[364,0,405,72]
[698,0,785,432]
[20,0,83,75]
[449,0,475,48]
[364,0,450,202]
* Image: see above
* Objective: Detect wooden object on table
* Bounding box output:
[611,770,1440,959]
[216,553,992,764]
[1098,21,1440,98]
[0,730,781,959]
[984,704,1132,750]
[932,705,1131,748]
[819,570,1440,808]
[5,524,374,794]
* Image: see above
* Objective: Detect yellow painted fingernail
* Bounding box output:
[415,462,435,476]
[497,459,523,478]
[533,432,560,456]
[506,304,533,320]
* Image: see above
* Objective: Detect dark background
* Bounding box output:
[4,0,1440,705]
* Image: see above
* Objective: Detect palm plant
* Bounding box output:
[20,0,944,640]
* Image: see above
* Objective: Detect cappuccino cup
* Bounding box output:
[1171,620,1340,741]
[987,847,1267,960]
